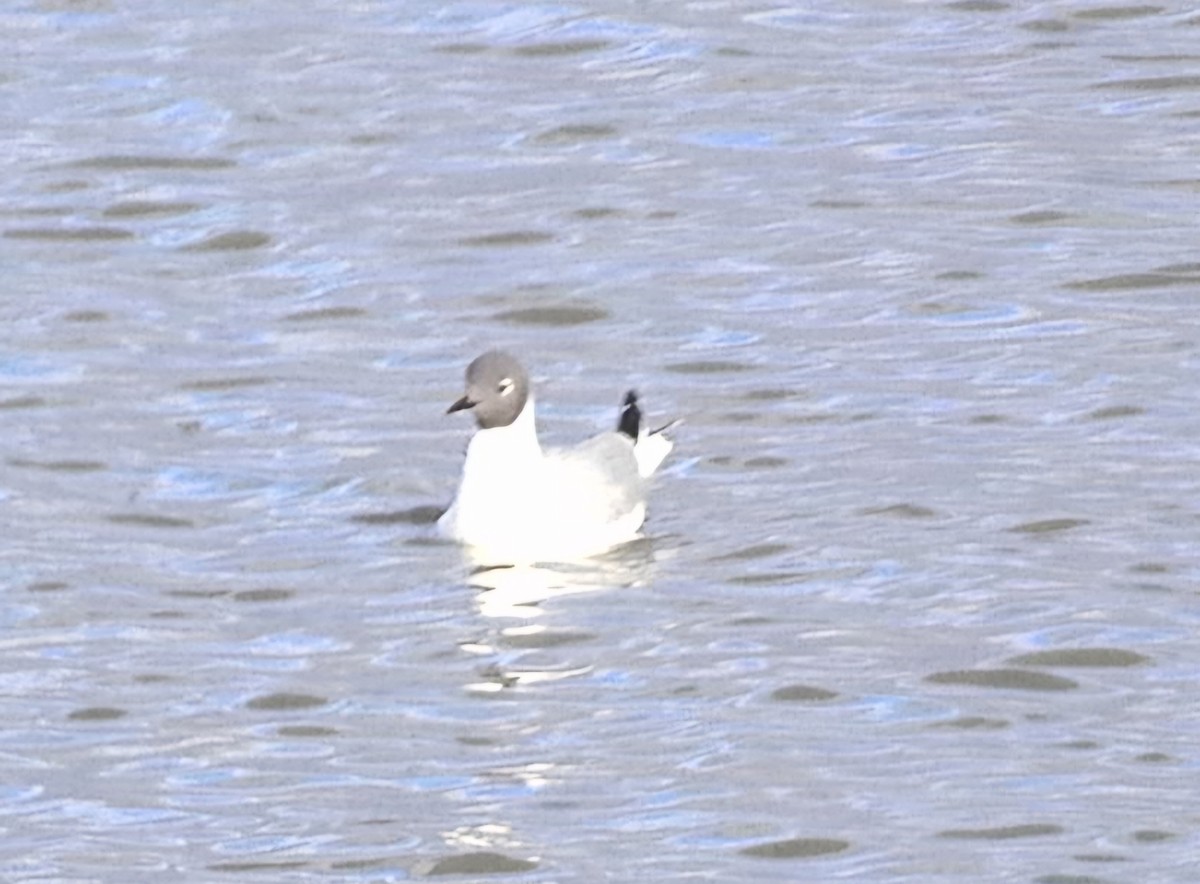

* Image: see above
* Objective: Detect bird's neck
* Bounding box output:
[464,396,541,472]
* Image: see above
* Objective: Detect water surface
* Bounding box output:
[3,1,1198,881]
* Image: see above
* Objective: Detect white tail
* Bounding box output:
[634,420,679,478]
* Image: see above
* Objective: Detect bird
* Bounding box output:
[438,350,674,564]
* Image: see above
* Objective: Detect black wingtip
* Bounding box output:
[618,389,641,440]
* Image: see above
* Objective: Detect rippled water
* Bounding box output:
[4,1,1198,881]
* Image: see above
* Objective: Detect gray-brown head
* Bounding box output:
[446,350,531,429]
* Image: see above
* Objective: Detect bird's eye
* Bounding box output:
[498,377,514,395]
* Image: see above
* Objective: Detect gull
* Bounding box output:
[438,350,674,563]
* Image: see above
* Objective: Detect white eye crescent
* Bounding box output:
[498,377,515,395]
